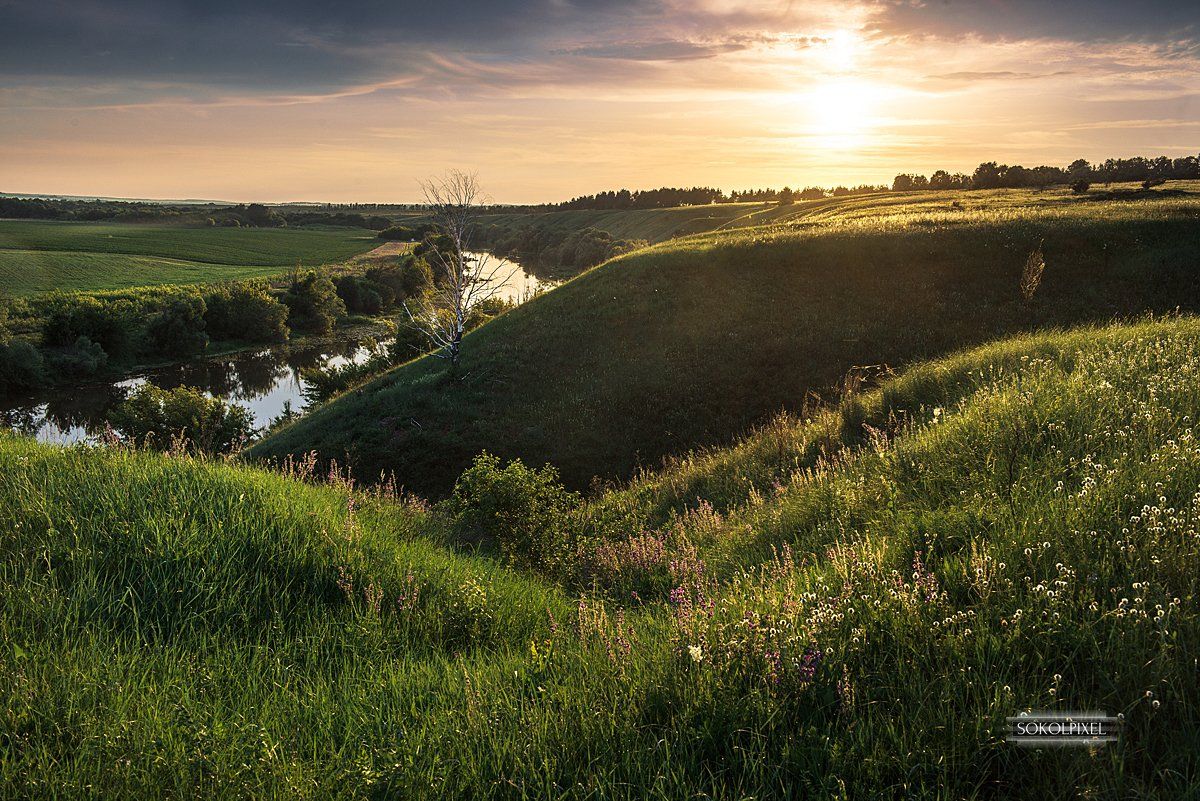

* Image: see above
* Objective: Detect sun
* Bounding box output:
[807,78,881,137]
[793,30,889,152]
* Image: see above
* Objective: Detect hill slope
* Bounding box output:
[6,318,1200,797]
[465,182,1200,246]
[251,194,1200,496]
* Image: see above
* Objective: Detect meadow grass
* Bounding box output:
[0,220,379,295]
[251,188,1200,497]
[4,317,1200,797]
[470,182,1200,245]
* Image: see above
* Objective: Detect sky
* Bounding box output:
[1,0,1198,203]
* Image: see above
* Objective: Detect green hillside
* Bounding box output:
[476,201,778,243]
[251,191,1200,497]
[469,182,1200,246]
[0,220,378,295]
[5,317,1200,797]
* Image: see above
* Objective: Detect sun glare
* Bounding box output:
[799,78,886,152]
[787,29,886,152]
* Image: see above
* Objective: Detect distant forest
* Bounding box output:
[554,153,1200,211]
[891,154,1200,192]
[0,198,390,230]
[4,153,1197,222]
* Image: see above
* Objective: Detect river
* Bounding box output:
[1,251,553,444]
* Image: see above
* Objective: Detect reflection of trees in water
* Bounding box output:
[40,383,128,436]
[285,338,365,372]
[142,347,294,400]
[151,358,238,397]
[2,406,45,437]
[3,331,385,440]
[226,349,292,397]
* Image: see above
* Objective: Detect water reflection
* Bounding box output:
[1,332,384,445]
[1,250,557,445]
[466,251,556,303]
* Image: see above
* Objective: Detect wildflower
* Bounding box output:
[688,645,704,663]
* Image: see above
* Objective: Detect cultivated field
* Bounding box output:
[0,220,379,295]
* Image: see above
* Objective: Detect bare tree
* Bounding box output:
[403,170,514,366]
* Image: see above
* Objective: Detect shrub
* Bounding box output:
[42,294,131,357]
[108,384,255,453]
[283,271,346,334]
[146,294,209,357]
[46,335,108,378]
[0,337,46,391]
[465,296,514,330]
[390,325,432,362]
[441,453,580,571]
[1070,180,1090,194]
[335,275,385,315]
[366,257,432,303]
[377,225,417,241]
[205,282,289,343]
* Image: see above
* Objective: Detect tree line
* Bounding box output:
[893,154,1200,192]
[0,252,443,394]
[553,184,888,210]
[534,152,1200,211]
[0,197,390,230]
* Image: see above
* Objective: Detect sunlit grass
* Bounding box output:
[0,220,379,295]
[252,187,1200,497]
[5,317,1200,796]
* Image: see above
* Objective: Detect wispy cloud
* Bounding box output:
[1,0,1197,201]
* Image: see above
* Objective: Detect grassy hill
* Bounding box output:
[251,190,1200,497]
[0,220,379,295]
[467,182,1200,246]
[5,317,1200,797]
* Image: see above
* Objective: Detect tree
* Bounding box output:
[403,170,514,366]
[146,294,209,357]
[971,162,1002,190]
[205,282,289,343]
[284,271,345,334]
[108,384,255,454]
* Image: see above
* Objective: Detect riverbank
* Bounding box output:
[1,321,396,443]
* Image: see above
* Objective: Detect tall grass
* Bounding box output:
[251,191,1200,497]
[5,317,1200,797]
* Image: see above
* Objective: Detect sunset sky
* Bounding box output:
[1,0,1198,203]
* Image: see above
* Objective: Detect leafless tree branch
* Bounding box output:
[401,170,517,365]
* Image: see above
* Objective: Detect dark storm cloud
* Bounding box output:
[0,0,657,90]
[872,0,1199,42]
[1,0,1196,96]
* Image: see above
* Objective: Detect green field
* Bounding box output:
[5,316,1200,796]
[251,187,1200,496]
[0,220,379,295]
[470,182,1200,244]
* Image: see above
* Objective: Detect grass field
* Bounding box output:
[251,187,1200,497]
[469,182,1200,244]
[0,220,379,295]
[5,316,1200,797]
